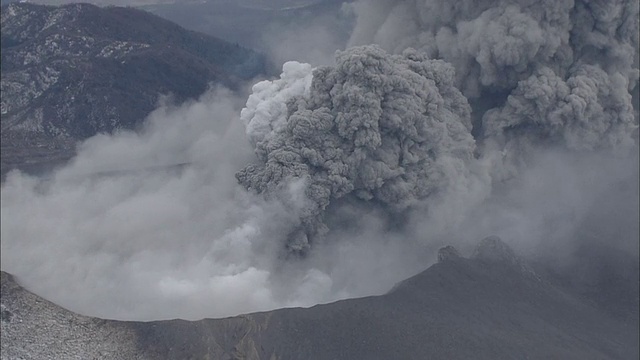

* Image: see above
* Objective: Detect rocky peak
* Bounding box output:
[471,236,519,265]
[471,235,541,281]
[437,245,461,263]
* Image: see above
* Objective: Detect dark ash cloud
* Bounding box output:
[237,45,476,253]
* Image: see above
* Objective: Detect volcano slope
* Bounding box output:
[1,1,267,178]
[1,236,637,360]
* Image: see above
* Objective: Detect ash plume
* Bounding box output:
[237,45,476,253]
[483,64,637,155]
[237,0,639,253]
[347,0,639,153]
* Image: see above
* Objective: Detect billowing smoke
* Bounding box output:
[237,10,638,252]
[0,0,638,321]
[483,65,636,155]
[347,0,638,150]
[238,46,477,252]
[348,0,638,87]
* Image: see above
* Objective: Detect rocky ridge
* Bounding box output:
[2,236,637,360]
[0,2,267,177]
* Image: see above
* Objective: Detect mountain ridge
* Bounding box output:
[2,237,637,359]
[0,1,268,178]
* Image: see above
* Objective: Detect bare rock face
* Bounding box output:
[0,1,267,177]
[472,235,541,281]
[0,272,148,359]
[471,236,519,264]
[437,245,461,263]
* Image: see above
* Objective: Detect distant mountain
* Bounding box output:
[140,0,352,54]
[0,0,18,6]
[235,0,326,11]
[2,237,637,359]
[0,2,267,177]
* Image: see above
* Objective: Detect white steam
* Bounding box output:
[0,87,436,320]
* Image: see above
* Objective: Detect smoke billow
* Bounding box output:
[483,65,636,152]
[238,46,477,252]
[346,0,639,147]
[0,0,638,321]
